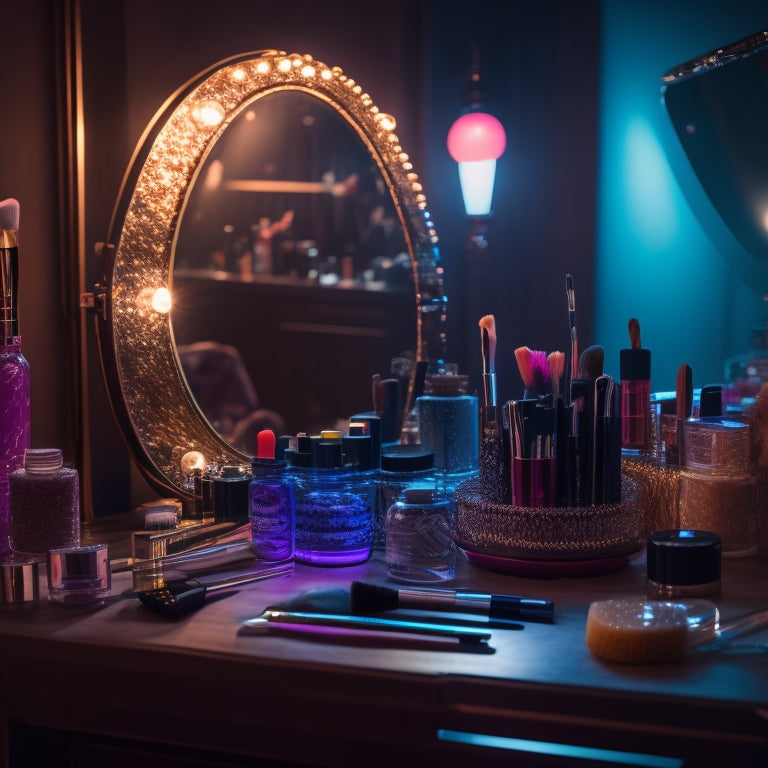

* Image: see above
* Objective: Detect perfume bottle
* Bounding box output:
[1,198,31,551]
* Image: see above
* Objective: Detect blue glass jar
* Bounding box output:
[287,435,374,566]
[417,370,478,476]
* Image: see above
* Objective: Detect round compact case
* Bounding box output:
[454,474,645,577]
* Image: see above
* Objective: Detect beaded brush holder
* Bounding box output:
[455,475,644,577]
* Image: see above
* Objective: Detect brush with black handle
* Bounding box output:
[351,581,554,623]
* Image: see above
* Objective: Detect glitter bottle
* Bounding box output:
[249,429,294,563]
[8,448,80,557]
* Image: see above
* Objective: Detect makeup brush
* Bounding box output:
[578,344,605,381]
[350,581,554,622]
[547,350,565,401]
[479,314,497,407]
[566,274,578,402]
[515,346,550,398]
[136,563,294,619]
[1,198,21,338]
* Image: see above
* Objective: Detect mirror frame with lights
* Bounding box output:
[88,50,446,500]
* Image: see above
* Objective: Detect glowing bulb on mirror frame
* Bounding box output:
[192,100,225,127]
[180,450,207,476]
[151,287,172,314]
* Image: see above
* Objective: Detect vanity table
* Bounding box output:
[2,514,767,768]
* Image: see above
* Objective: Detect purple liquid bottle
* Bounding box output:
[1,198,31,552]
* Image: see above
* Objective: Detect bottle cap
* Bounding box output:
[24,448,64,473]
[403,487,439,505]
[619,348,651,381]
[381,446,434,473]
[647,530,721,587]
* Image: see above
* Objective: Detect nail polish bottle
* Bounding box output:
[620,345,651,453]
[213,464,251,523]
[249,429,294,562]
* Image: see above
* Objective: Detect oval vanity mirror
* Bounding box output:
[93,50,446,500]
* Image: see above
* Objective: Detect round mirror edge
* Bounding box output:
[95,50,443,498]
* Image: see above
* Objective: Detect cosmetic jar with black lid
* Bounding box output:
[375,446,436,550]
[646,529,721,599]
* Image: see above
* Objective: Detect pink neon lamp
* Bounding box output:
[447,111,506,216]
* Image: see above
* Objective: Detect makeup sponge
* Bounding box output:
[585,598,689,664]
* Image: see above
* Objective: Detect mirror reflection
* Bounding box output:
[171,91,417,445]
[95,50,445,498]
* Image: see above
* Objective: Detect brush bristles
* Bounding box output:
[0,198,20,231]
[514,346,534,390]
[628,318,641,349]
[350,581,400,614]
[578,345,605,380]
[479,315,497,373]
[547,351,565,400]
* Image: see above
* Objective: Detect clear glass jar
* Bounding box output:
[375,447,435,550]
[386,487,455,583]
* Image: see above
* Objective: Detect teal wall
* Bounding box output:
[597,1,768,393]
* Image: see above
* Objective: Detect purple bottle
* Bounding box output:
[1,198,31,552]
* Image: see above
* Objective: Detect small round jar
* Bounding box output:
[386,487,455,583]
[376,447,435,550]
[48,543,111,607]
[646,529,721,599]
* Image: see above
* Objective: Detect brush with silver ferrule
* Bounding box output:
[478,314,497,407]
[1,198,21,342]
[351,581,554,622]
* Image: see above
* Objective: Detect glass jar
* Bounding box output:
[386,487,455,583]
[375,447,435,550]
[291,467,374,565]
[8,448,80,557]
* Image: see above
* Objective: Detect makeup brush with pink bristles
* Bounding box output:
[515,346,550,399]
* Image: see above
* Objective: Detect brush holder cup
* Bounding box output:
[454,475,645,577]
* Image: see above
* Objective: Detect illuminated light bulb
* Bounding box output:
[447,111,507,217]
[152,287,172,314]
[180,450,206,476]
[375,113,396,132]
[301,65,315,78]
[255,60,271,75]
[192,100,225,127]
[321,69,333,81]
[231,67,247,82]
[277,58,292,73]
